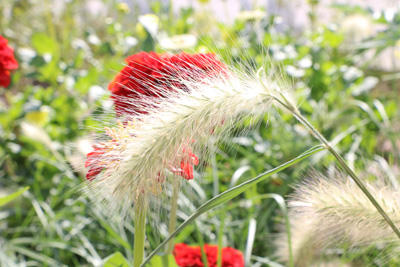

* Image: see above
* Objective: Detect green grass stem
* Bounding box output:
[134,198,146,267]
[273,95,400,241]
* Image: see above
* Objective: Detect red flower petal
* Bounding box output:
[0,70,11,88]
[84,146,106,180]
[180,161,194,181]
[0,35,18,88]
[108,52,227,116]
[173,243,244,267]
[86,166,103,181]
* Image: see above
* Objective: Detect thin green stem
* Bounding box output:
[134,198,146,267]
[165,180,180,255]
[217,212,225,267]
[161,255,169,267]
[273,96,400,240]
[196,223,210,267]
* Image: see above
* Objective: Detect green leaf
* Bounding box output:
[31,32,58,55]
[103,252,130,267]
[74,67,99,94]
[148,255,178,267]
[98,219,132,251]
[141,145,325,266]
[0,186,29,207]
[195,224,210,267]
[251,194,293,267]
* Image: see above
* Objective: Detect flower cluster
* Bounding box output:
[169,146,199,181]
[108,51,227,116]
[173,243,244,267]
[0,35,18,88]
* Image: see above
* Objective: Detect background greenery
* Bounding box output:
[1,0,400,266]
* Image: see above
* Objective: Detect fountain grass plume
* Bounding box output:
[275,170,400,266]
[83,53,296,218]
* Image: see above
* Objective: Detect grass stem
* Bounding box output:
[134,198,146,267]
[217,212,225,267]
[196,223,210,267]
[161,255,169,267]
[165,180,180,255]
[273,96,400,240]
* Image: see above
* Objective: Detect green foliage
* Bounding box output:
[148,255,178,267]
[0,0,399,266]
[142,145,324,266]
[104,252,130,267]
[0,187,29,206]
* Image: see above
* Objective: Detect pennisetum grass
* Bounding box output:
[84,52,295,266]
[276,170,400,266]
[272,94,400,241]
[84,50,400,266]
[84,55,294,215]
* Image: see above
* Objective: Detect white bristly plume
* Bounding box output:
[275,170,400,266]
[84,55,296,218]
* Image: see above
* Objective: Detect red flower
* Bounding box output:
[0,35,18,88]
[173,243,245,267]
[108,52,228,116]
[170,148,199,181]
[85,146,106,181]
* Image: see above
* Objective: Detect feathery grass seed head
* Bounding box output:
[84,52,295,216]
[275,170,400,266]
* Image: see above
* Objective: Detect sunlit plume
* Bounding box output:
[84,52,295,216]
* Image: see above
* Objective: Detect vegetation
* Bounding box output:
[1,1,400,266]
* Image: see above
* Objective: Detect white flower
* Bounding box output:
[20,121,53,148]
[159,34,197,50]
[341,14,373,44]
[237,10,266,21]
[138,14,159,37]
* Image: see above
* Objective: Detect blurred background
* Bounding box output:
[1,0,400,266]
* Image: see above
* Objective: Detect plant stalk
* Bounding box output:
[217,212,225,267]
[196,223,210,267]
[161,180,181,267]
[161,255,169,267]
[165,180,180,255]
[134,197,146,267]
[274,96,400,240]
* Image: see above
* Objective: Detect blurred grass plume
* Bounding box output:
[276,169,400,266]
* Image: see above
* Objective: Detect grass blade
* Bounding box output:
[244,218,256,265]
[0,186,29,206]
[256,194,292,267]
[140,145,325,266]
